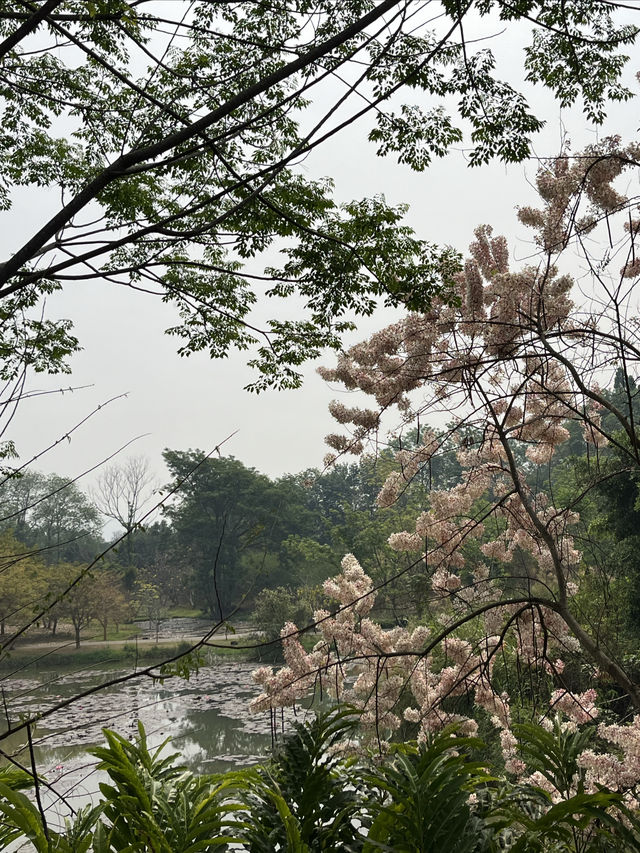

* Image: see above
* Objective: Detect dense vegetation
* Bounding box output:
[2,370,640,656]
[1,0,640,848]
[0,445,456,644]
[3,708,640,852]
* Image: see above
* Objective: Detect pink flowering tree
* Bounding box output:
[251,134,640,792]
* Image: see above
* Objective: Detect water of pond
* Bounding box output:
[0,656,305,835]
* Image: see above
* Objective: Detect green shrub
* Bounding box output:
[2,706,640,851]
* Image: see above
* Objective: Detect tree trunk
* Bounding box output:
[560,605,640,713]
[74,624,81,648]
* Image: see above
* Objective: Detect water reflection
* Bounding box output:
[0,642,314,848]
[173,708,272,773]
[0,661,304,782]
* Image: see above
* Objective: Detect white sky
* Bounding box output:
[5,21,640,495]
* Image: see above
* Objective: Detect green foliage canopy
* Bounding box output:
[0,1,637,389]
[162,451,316,618]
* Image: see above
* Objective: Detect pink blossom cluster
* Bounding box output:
[254,137,640,767]
[578,716,640,795]
[518,137,639,252]
[251,557,532,743]
[501,713,640,803]
[250,556,640,800]
[550,688,599,724]
[319,138,640,482]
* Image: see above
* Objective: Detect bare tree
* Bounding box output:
[93,456,158,565]
[94,456,156,532]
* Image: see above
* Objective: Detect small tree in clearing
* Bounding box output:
[133,575,168,644]
[252,135,640,782]
[92,571,130,641]
[56,564,102,648]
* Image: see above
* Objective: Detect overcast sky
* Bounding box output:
[5,26,639,497]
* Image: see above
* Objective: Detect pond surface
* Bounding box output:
[0,658,304,838]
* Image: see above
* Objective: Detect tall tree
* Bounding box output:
[257,135,640,732]
[0,469,103,561]
[92,456,157,567]
[0,470,45,540]
[0,531,43,635]
[25,473,102,563]
[163,452,305,618]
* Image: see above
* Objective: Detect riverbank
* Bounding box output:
[0,636,262,672]
[0,613,267,672]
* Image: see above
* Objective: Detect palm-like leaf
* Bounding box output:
[362,730,492,853]
[238,705,366,851]
[489,720,640,852]
[5,710,640,852]
[489,787,640,852]
[0,782,104,852]
[0,781,50,852]
[92,721,245,851]
[511,719,594,798]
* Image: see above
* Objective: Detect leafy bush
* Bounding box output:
[2,708,640,851]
